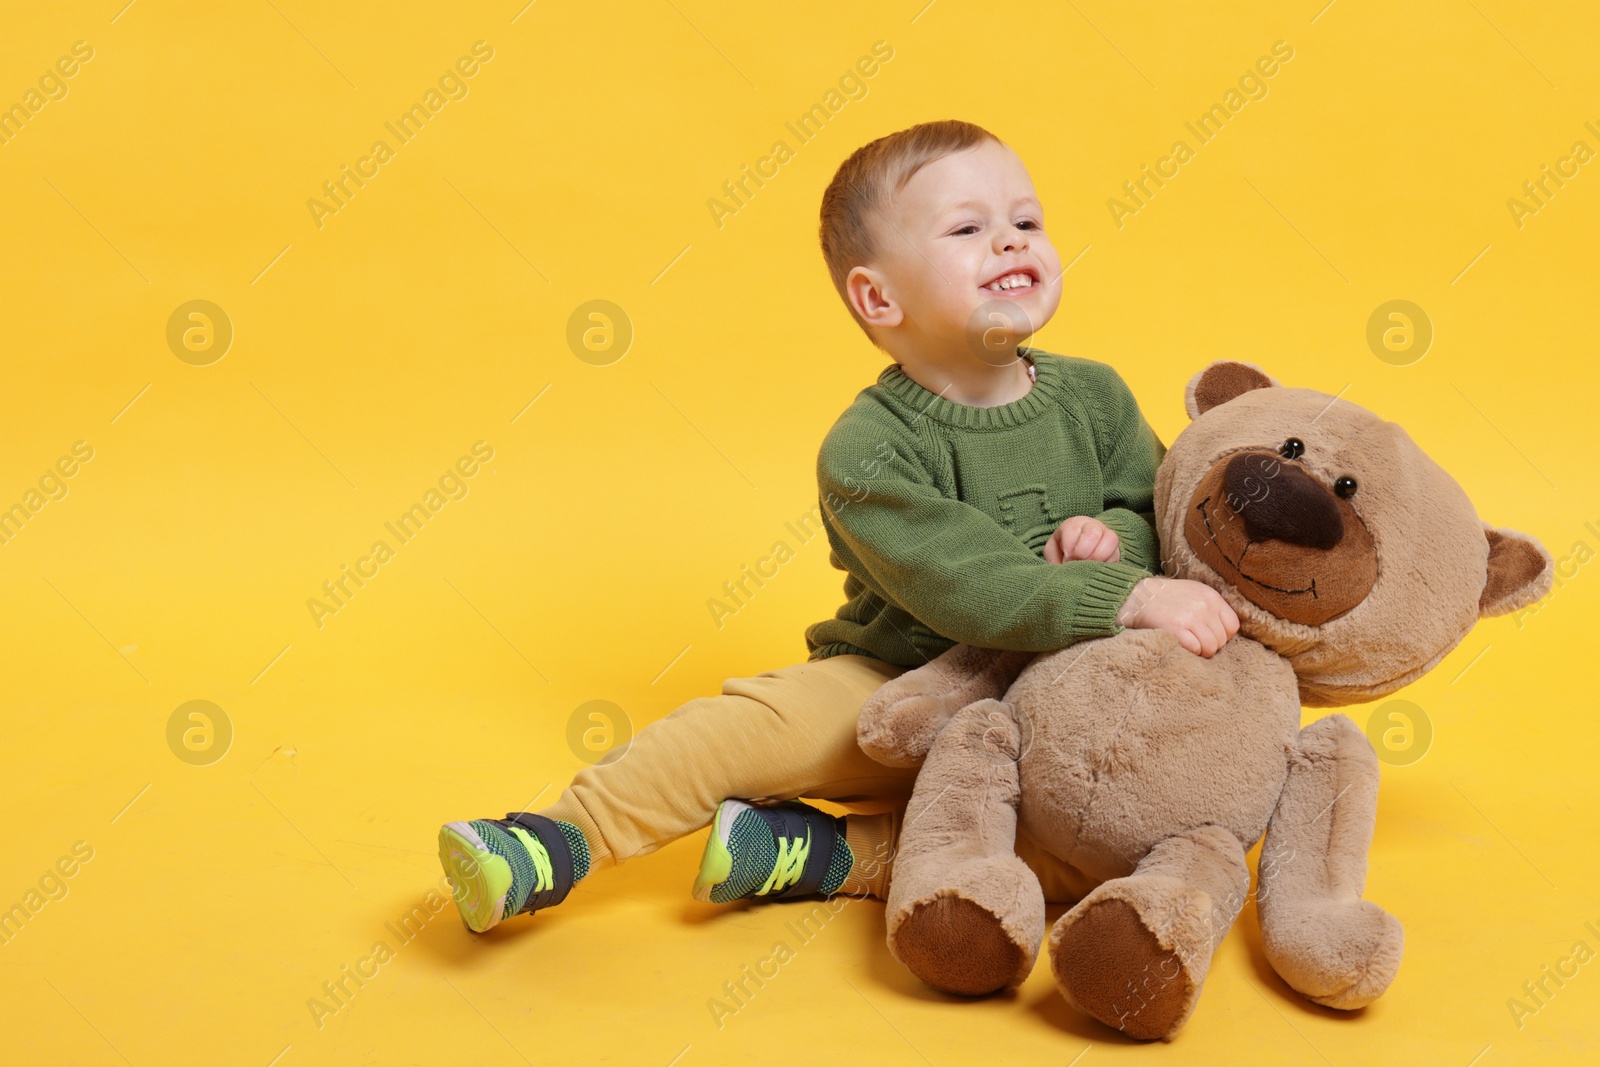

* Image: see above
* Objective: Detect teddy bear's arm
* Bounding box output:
[857,643,1034,767]
[1256,714,1403,1009]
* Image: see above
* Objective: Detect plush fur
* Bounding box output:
[858,362,1554,1041]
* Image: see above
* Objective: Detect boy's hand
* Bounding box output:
[1044,516,1120,564]
[1115,576,1240,658]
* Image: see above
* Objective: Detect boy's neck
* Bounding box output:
[892,346,1035,409]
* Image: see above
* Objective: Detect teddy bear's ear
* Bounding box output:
[1184,361,1279,420]
[1479,525,1554,617]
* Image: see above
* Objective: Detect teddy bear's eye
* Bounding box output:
[1335,476,1358,498]
[1279,438,1305,460]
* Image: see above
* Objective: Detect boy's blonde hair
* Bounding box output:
[819,120,1004,346]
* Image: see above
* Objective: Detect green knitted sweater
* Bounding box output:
[804,347,1165,668]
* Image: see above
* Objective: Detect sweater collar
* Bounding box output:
[876,347,1060,430]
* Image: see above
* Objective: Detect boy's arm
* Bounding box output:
[819,431,1150,653]
[1087,369,1166,572]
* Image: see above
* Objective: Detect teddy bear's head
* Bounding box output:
[1153,361,1553,707]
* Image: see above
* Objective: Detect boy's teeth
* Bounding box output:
[985,273,1034,291]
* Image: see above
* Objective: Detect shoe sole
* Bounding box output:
[692,799,751,903]
[438,822,513,933]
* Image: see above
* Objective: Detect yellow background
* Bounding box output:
[2,1,1595,1063]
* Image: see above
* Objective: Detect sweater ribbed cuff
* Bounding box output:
[1066,561,1149,637]
[1095,508,1158,573]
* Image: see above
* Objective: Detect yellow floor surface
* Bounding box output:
[3,1,1597,1064]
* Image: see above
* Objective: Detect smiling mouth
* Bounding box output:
[981,268,1038,294]
[1196,496,1318,599]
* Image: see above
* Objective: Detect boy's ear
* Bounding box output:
[1184,361,1278,419]
[846,265,902,331]
[1479,525,1554,617]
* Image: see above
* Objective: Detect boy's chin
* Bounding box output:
[958,298,1054,360]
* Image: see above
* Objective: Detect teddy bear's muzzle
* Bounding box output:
[1182,451,1378,626]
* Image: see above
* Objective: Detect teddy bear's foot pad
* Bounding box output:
[893,894,1028,996]
[1051,898,1196,1041]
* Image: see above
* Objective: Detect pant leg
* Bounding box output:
[538,654,917,872]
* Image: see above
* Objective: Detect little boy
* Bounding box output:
[437,119,1238,931]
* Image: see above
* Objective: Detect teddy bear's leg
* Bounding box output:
[1256,713,1403,1009]
[1048,825,1249,1041]
[858,644,1035,767]
[884,698,1045,996]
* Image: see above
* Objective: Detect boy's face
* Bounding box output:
[850,140,1063,361]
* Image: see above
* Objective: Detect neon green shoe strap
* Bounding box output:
[508,825,554,894]
[747,803,838,900]
[757,827,810,895]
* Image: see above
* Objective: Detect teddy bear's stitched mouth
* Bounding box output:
[1196,496,1318,598]
[1181,451,1378,627]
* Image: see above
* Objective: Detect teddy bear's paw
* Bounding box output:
[1049,877,1218,1041]
[886,853,1045,996]
[892,893,1032,996]
[858,645,1031,767]
[1262,897,1403,1010]
[857,687,961,767]
[1051,899,1196,1040]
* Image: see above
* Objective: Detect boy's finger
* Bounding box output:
[1207,617,1228,651]
[1197,590,1226,629]
[1077,525,1102,557]
[1203,592,1238,636]
[1176,629,1201,655]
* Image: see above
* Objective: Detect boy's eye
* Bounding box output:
[1015,219,1039,230]
[952,224,979,235]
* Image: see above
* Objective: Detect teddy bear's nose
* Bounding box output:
[1223,453,1344,550]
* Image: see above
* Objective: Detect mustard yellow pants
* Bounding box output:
[538,653,1086,902]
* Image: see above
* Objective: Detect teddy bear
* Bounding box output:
[856,361,1553,1041]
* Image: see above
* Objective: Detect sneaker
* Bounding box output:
[438,812,587,932]
[692,798,852,904]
